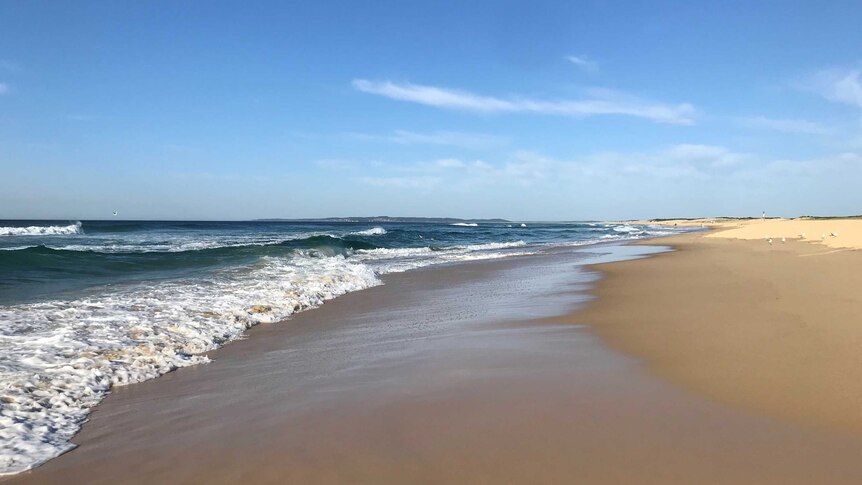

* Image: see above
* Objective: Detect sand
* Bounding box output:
[7,230,862,483]
[575,228,862,435]
[643,217,862,250]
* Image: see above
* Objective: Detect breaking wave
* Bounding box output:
[0,222,82,237]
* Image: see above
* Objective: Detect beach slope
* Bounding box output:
[577,225,862,434]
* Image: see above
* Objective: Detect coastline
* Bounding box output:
[8,236,862,483]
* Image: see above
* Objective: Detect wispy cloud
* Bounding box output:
[352,79,696,125]
[737,116,833,136]
[0,83,9,95]
[801,67,862,108]
[390,130,506,148]
[414,155,549,185]
[757,151,862,177]
[330,142,862,208]
[385,144,743,187]
[662,144,751,168]
[358,175,441,189]
[565,55,598,73]
[315,158,360,170]
[349,143,752,190]
[348,130,507,149]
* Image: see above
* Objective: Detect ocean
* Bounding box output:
[0,219,683,474]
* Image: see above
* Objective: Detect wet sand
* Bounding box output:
[8,242,862,484]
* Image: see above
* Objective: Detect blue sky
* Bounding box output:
[2,0,862,220]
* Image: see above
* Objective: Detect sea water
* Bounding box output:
[0,219,683,474]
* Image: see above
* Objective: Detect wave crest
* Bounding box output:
[0,222,82,237]
[350,227,387,236]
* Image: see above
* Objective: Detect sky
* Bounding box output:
[2,0,862,221]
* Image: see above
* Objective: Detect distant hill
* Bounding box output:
[254,216,511,223]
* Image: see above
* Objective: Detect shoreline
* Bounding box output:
[8,228,862,482]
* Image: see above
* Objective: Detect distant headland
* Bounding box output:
[253,216,511,223]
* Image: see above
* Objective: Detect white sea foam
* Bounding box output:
[612,224,641,233]
[0,236,536,474]
[458,241,526,251]
[0,254,381,475]
[0,223,82,237]
[350,227,387,236]
[450,222,478,227]
[39,231,339,254]
[354,240,530,273]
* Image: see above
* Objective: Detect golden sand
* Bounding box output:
[643,217,862,250]
[577,229,862,435]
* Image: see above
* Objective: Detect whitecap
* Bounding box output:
[0,222,82,237]
[350,227,387,236]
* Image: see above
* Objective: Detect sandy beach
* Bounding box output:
[7,3,861,483]
[587,219,862,434]
[7,223,862,484]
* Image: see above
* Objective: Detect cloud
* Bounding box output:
[565,55,598,73]
[315,159,360,170]
[389,130,507,149]
[802,67,862,108]
[662,144,751,168]
[0,83,9,95]
[737,116,833,136]
[354,143,750,190]
[756,151,862,177]
[330,143,862,218]
[352,79,696,125]
[348,130,507,149]
[358,175,441,189]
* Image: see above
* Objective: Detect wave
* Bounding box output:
[0,253,381,474]
[0,233,381,258]
[0,220,700,474]
[0,222,82,237]
[0,234,537,473]
[458,241,526,251]
[353,240,531,273]
[450,222,478,227]
[349,227,387,236]
[612,224,641,233]
[0,246,37,251]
